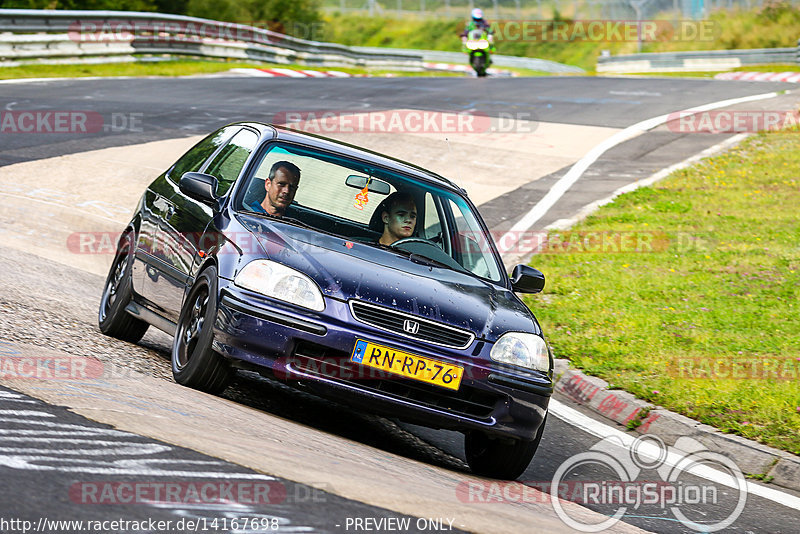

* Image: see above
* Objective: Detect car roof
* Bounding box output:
[241,122,467,195]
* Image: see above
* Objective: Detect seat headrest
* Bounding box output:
[243,178,266,208]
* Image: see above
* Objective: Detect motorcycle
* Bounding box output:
[462,28,494,77]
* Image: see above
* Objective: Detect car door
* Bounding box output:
[152,127,260,323]
[136,126,240,319]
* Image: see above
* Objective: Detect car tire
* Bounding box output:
[98,232,149,343]
[171,265,232,394]
[465,414,547,480]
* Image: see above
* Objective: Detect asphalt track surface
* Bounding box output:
[1,74,800,533]
[0,384,435,534]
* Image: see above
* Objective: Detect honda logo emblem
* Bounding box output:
[403,319,420,335]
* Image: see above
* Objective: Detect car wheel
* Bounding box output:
[98,232,149,343]
[465,414,547,480]
[172,265,232,394]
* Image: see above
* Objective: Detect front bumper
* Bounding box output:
[213,286,551,441]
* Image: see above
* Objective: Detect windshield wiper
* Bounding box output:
[381,246,470,274]
[408,253,451,269]
[242,210,313,229]
[279,216,313,229]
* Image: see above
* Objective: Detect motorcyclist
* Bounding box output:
[460,8,495,72]
[460,8,494,46]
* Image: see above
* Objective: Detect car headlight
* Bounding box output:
[490,332,550,372]
[234,260,324,312]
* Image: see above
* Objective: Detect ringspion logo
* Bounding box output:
[550,435,747,532]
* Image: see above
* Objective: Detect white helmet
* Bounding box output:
[471,8,483,20]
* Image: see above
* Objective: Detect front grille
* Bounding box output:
[289,342,498,419]
[349,300,475,349]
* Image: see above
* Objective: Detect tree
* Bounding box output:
[0,0,156,10]
[244,0,322,37]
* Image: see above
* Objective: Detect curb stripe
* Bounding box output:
[714,71,800,82]
[252,68,352,78]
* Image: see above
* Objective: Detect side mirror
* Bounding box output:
[179,172,219,206]
[510,264,545,294]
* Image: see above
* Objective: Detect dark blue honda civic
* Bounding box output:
[98,122,551,479]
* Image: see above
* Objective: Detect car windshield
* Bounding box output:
[235,142,504,283]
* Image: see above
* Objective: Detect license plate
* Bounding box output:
[350,339,463,391]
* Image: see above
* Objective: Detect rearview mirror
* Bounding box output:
[345,175,391,195]
[179,172,219,206]
[510,264,545,294]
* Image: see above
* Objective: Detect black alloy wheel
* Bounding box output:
[98,233,149,342]
[172,265,232,394]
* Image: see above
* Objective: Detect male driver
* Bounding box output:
[255,160,300,216]
[379,191,417,246]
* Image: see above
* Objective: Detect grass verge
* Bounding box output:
[0,60,263,80]
[0,58,554,81]
[0,59,472,81]
[522,129,800,455]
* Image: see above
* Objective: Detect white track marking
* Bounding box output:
[498,91,782,250]
[546,133,749,230]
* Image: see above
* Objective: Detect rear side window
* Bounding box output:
[167,126,240,183]
[204,129,259,196]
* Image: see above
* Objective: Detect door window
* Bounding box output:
[204,129,259,196]
[167,126,240,183]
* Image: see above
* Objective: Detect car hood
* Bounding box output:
[238,215,539,340]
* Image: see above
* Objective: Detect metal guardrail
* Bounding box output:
[0,9,424,70]
[354,46,585,73]
[0,8,582,74]
[597,45,800,73]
